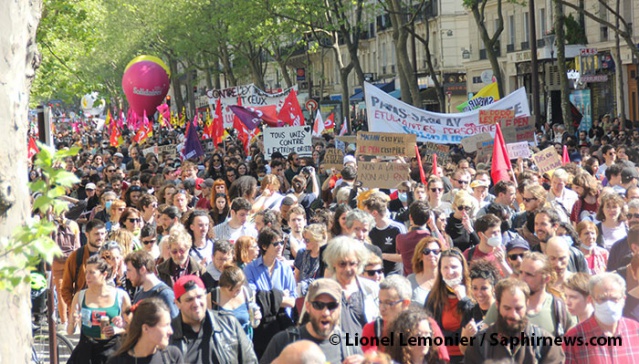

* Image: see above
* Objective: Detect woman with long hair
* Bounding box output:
[119,207,144,239]
[234,236,260,269]
[210,193,230,226]
[157,184,177,205]
[67,256,131,364]
[294,224,327,296]
[251,174,284,213]
[445,191,479,253]
[596,192,628,250]
[386,307,444,364]
[424,248,474,364]
[330,204,352,238]
[407,237,441,305]
[206,153,225,180]
[99,241,128,291]
[107,298,182,363]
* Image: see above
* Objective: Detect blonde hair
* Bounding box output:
[452,190,474,209]
[166,224,192,250]
[303,224,328,245]
[108,229,136,256]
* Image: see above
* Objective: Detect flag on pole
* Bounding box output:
[339,117,348,136]
[456,82,500,112]
[277,89,304,126]
[415,146,427,185]
[491,122,512,184]
[213,98,224,146]
[28,137,39,159]
[228,105,280,130]
[104,110,113,127]
[562,145,570,165]
[312,110,324,137]
[431,153,438,177]
[183,117,204,160]
[324,112,335,131]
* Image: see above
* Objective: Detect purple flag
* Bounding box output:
[228,105,263,130]
[182,118,204,160]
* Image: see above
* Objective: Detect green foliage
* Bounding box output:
[0,144,79,291]
[565,14,587,45]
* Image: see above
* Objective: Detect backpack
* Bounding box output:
[552,295,570,337]
[52,219,76,262]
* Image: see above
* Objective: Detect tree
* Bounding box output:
[554,0,572,131]
[0,0,43,361]
[463,0,506,98]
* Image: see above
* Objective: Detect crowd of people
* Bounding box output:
[32,116,639,364]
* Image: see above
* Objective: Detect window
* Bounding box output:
[539,8,546,37]
[523,12,529,43]
[509,15,515,46]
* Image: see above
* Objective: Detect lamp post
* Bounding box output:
[440,29,453,113]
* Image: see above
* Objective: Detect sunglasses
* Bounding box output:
[430,188,443,193]
[522,197,538,203]
[457,205,472,212]
[127,218,141,223]
[456,180,470,185]
[338,261,358,268]
[628,213,639,219]
[365,269,384,276]
[101,254,113,261]
[142,239,156,245]
[271,240,284,247]
[508,253,525,261]
[311,301,339,311]
[106,169,115,173]
[422,248,442,256]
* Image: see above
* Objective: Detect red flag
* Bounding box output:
[28,137,39,159]
[562,145,570,165]
[110,124,122,147]
[312,110,324,137]
[133,111,152,144]
[491,123,513,184]
[324,112,335,130]
[213,98,224,146]
[415,145,427,185]
[232,96,244,131]
[432,153,438,177]
[277,89,304,126]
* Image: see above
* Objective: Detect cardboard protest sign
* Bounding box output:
[322,148,344,171]
[479,109,515,125]
[336,136,357,145]
[422,142,451,164]
[144,144,179,158]
[357,162,410,189]
[356,132,416,157]
[263,125,312,159]
[476,141,494,163]
[460,133,492,153]
[532,146,562,175]
[500,116,535,144]
[366,82,530,144]
[142,146,158,156]
[506,142,532,159]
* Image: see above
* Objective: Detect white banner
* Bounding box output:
[263,125,312,160]
[206,84,297,128]
[506,141,532,159]
[365,82,530,144]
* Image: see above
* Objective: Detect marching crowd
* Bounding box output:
[32,115,639,364]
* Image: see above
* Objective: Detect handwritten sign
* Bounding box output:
[501,116,535,144]
[506,142,532,159]
[460,133,492,153]
[322,148,344,171]
[143,144,179,158]
[263,125,312,159]
[336,136,357,145]
[355,132,416,157]
[479,109,516,125]
[422,142,451,164]
[357,162,410,189]
[476,141,494,163]
[532,146,562,175]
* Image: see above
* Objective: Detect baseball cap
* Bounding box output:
[307,278,342,301]
[197,178,215,190]
[173,275,205,301]
[85,183,96,190]
[505,236,530,253]
[470,180,489,189]
[621,167,639,184]
[114,152,124,158]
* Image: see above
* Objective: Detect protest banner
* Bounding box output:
[322,148,344,171]
[532,146,562,175]
[142,145,157,157]
[422,142,451,164]
[460,133,492,153]
[500,116,535,144]
[506,142,532,159]
[365,82,530,144]
[206,84,296,128]
[357,162,410,189]
[263,125,312,159]
[479,109,515,125]
[143,144,179,158]
[476,141,494,163]
[356,131,416,157]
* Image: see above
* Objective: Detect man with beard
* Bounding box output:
[284,152,302,185]
[464,278,565,364]
[260,279,364,364]
[169,275,257,363]
[61,219,107,308]
[531,208,588,273]
[125,250,179,318]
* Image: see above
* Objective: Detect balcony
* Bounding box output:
[537,39,545,47]
[507,44,515,53]
[521,41,530,50]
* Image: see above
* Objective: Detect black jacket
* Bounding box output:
[170,309,257,364]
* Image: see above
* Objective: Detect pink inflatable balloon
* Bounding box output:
[122,58,170,118]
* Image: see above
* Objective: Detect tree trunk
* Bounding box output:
[387,0,421,106]
[219,44,237,86]
[554,0,572,131]
[0,0,42,362]
[470,3,505,98]
[278,60,293,89]
[168,57,184,113]
[614,0,625,125]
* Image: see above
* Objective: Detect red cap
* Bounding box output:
[173,275,205,300]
